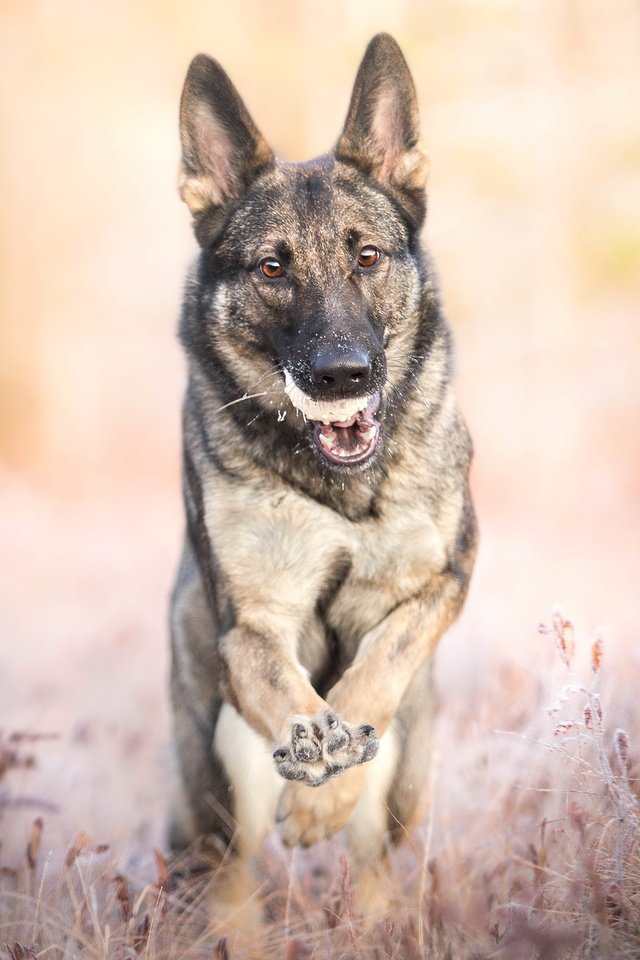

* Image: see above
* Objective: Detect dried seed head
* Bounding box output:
[554,721,575,736]
[614,728,630,773]
[555,614,575,668]
[214,937,229,960]
[26,817,43,870]
[584,705,592,730]
[591,635,603,673]
[114,874,131,921]
[64,831,90,868]
[593,694,603,724]
[6,944,37,960]
[153,848,169,891]
[540,609,575,668]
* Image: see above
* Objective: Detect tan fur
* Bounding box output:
[169,33,477,927]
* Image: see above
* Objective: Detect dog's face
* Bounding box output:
[179,35,429,471]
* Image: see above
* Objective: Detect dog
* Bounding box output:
[169,33,477,926]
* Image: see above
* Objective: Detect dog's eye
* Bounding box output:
[258,257,284,279]
[357,246,381,269]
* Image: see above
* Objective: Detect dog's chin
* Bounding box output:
[308,392,382,471]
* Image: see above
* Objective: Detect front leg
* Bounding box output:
[220,628,378,780]
[184,457,379,771]
[328,570,468,735]
[218,622,325,742]
[277,569,471,847]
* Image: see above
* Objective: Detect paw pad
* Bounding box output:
[272,708,378,786]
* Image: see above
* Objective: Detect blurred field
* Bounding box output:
[1,1,640,956]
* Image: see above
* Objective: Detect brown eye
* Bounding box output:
[258,257,284,279]
[357,245,381,269]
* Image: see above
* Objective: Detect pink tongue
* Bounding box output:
[328,394,380,430]
[332,415,357,428]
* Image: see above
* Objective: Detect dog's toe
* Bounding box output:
[273,709,378,784]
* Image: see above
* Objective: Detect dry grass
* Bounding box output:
[1,614,638,960]
[1,3,638,957]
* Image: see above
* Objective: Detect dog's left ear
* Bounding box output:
[336,34,428,227]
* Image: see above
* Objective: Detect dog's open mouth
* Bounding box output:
[310,393,381,465]
[283,372,381,466]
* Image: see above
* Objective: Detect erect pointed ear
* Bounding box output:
[179,54,274,246]
[335,34,429,227]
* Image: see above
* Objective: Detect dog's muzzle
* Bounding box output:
[284,372,381,466]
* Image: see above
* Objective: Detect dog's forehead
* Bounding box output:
[225,157,408,254]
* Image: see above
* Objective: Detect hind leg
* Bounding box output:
[170,543,283,933]
[172,701,281,936]
[209,703,283,932]
[344,659,436,916]
[385,657,436,841]
[344,725,400,916]
[169,700,232,853]
[169,542,234,850]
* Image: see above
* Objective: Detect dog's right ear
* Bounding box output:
[179,54,274,246]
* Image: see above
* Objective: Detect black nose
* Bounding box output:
[360,724,375,737]
[311,345,372,391]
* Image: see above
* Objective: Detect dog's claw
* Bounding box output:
[272,708,378,787]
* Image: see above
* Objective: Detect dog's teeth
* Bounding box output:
[360,427,376,441]
[283,371,376,423]
[319,434,335,449]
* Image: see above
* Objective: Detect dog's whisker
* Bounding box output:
[216,390,269,412]
[247,370,282,391]
[216,371,286,414]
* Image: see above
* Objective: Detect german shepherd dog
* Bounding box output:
[170,34,476,925]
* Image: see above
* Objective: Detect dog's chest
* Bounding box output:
[206,474,446,655]
[325,501,447,644]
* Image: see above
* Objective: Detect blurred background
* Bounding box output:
[1,0,639,861]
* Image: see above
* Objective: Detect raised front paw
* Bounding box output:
[272,708,378,786]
